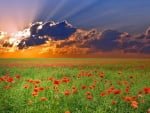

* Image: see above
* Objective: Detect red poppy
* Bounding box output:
[100,72,104,78]
[53,80,60,85]
[81,85,86,89]
[131,101,138,109]
[62,77,70,83]
[110,87,115,91]
[138,90,143,94]
[100,92,106,96]
[0,77,4,82]
[7,77,14,83]
[72,86,76,89]
[89,85,93,89]
[124,81,129,85]
[39,87,45,91]
[3,85,12,89]
[47,77,53,81]
[15,75,21,80]
[130,75,134,79]
[53,85,59,92]
[114,90,121,95]
[138,94,142,98]
[24,84,29,89]
[122,96,132,102]
[117,81,122,85]
[32,92,38,97]
[106,90,112,94]
[131,96,137,101]
[34,87,39,92]
[40,97,47,101]
[112,101,117,104]
[144,87,150,94]
[117,71,122,74]
[65,111,70,113]
[64,90,70,96]
[125,88,130,94]
[35,80,41,84]
[86,91,91,95]
[87,95,93,100]
[72,89,77,94]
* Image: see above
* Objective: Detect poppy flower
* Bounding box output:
[138,90,143,94]
[81,85,86,89]
[130,75,134,79]
[117,71,122,74]
[7,78,14,83]
[117,81,122,85]
[47,77,53,81]
[32,92,38,97]
[65,111,70,113]
[87,95,93,100]
[112,101,117,104]
[53,80,60,85]
[34,87,39,92]
[100,92,106,96]
[86,91,91,95]
[106,90,112,94]
[0,77,4,82]
[100,73,104,78]
[110,87,115,91]
[147,108,150,113]
[64,90,70,96]
[125,88,130,94]
[35,80,41,84]
[114,90,121,95]
[72,89,77,94]
[53,85,59,89]
[39,87,45,91]
[138,94,142,98]
[15,75,21,80]
[89,85,93,89]
[124,81,129,85]
[131,101,138,109]
[144,87,150,94]
[72,86,76,89]
[131,96,137,101]
[122,96,132,102]
[62,77,70,83]
[24,84,29,89]
[40,97,47,101]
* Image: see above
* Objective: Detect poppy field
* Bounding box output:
[0,58,150,113]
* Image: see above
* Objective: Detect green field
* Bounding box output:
[0,58,150,113]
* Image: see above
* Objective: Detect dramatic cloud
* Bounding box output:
[0,21,150,58]
[18,20,76,49]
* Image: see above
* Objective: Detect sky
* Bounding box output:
[0,0,150,58]
[0,0,150,34]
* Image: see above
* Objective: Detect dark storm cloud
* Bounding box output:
[30,20,76,40]
[55,27,150,54]
[17,21,76,49]
[1,21,150,55]
[85,30,122,51]
[18,36,48,49]
[140,45,150,53]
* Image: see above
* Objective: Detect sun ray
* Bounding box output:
[45,0,69,22]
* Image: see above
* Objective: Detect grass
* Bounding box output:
[0,58,150,113]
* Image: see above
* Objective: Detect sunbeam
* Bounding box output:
[0,0,42,33]
[59,0,97,20]
[45,0,69,22]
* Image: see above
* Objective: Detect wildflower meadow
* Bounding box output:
[0,58,150,113]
